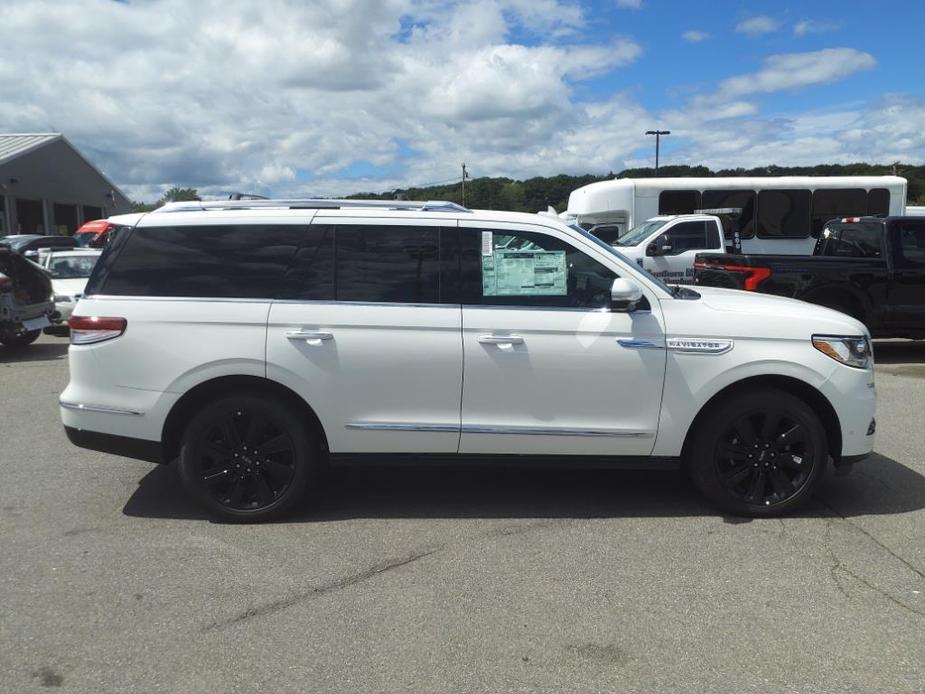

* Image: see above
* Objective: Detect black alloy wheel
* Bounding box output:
[178,395,317,522]
[0,328,41,347]
[690,388,828,516]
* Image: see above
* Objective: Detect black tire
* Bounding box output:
[689,388,828,517]
[0,329,41,347]
[177,395,319,522]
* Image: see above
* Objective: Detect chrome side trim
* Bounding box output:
[666,337,734,354]
[83,295,272,304]
[463,425,653,438]
[617,338,664,350]
[345,422,460,433]
[345,422,654,438]
[59,401,144,416]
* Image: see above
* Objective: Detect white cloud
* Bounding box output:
[682,30,710,43]
[735,15,781,36]
[794,19,840,36]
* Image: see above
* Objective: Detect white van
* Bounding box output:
[61,199,875,521]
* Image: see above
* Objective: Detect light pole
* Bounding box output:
[645,130,671,174]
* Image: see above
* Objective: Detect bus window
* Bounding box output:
[659,190,700,215]
[757,189,811,238]
[868,188,890,216]
[811,189,867,237]
[701,190,756,240]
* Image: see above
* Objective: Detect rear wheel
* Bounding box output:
[689,388,828,517]
[177,395,319,522]
[0,329,41,347]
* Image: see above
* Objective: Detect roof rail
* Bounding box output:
[151,199,471,214]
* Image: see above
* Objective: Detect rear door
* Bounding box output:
[458,221,666,457]
[266,217,463,454]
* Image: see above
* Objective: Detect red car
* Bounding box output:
[74,219,119,248]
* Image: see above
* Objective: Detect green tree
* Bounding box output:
[158,186,201,206]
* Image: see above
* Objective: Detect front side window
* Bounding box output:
[462,228,618,309]
[895,222,925,267]
[817,223,883,258]
[662,221,711,254]
[757,189,812,238]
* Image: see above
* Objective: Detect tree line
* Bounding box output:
[134,164,925,212]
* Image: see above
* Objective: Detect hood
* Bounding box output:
[51,277,90,297]
[666,285,869,339]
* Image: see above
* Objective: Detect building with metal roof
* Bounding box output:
[0,133,131,237]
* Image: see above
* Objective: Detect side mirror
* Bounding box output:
[610,278,644,312]
[646,234,672,256]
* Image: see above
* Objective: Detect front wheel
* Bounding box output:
[177,395,319,522]
[0,329,41,347]
[689,388,828,517]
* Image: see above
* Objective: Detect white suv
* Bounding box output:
[60,199,876,521]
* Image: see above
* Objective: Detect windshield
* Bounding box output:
[613,220,667,247]
[568,224,673,295]
[48,255,99,279]
[74,233,98,248]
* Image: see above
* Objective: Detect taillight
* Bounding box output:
[68,316,127,345]
[693,261,772,291]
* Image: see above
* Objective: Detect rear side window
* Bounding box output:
[658,190,701,216]
[333,225,440,303]
[757,189,812,238]
[97,225,302,298]
[817,224,883,258]
[812,189,867,237]
[895,221,925,267]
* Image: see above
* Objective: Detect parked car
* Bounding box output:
[0,245,54,347]
[611,214,726,285]
[74,219,120,248]
[32,249,102,327]
[693,216,925,339]
[0,234,78,256]
[61,199,875,522]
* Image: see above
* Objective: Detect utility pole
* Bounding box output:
[461,163,469,206]
[645,130,671,174]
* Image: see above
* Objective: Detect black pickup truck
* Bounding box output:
[693,216,925,339]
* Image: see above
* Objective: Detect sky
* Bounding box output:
[1,0,923,202]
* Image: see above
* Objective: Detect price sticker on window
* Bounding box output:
[481,231,493,256]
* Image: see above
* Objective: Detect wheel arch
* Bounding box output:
[160,375,328,463]
[679,375,843,467]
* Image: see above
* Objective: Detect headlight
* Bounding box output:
[53,295,73,303]
[812,335,872,369]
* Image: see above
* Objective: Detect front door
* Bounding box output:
[887,220,925,330]
[458,222,667,456]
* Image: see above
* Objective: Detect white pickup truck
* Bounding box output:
[610,214,725,285]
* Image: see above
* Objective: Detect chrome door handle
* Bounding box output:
[286,330,333,344]
[478,335,524,346]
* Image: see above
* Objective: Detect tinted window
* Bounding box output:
[658,190,701,216]
[757,189,811,238]
[701,190,756,240]
[868,188,890,216]
[99,224,302,298]
[817,223,882,258]
[811,189,867,237]
[664,221,711,253]
[286,225,334,300]
[462,228,617,309]
[334,225,439,303]
[895,221,925,267]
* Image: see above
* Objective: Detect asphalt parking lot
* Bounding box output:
[1,334,923,693]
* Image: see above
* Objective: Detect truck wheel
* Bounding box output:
[0,329,41,347]
[689,388,828,517]
[177,395,319,522]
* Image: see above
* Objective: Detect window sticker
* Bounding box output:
[482,249,567,296]
[481,231,493,256]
